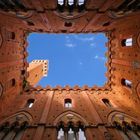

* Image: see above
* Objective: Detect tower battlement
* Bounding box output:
[31,60,49,76]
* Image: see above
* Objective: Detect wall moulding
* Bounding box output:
[0,32,3,48]
[0,82,3,97]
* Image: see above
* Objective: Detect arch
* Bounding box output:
[137,32,140,47]
[16,11,33,19]
[0,111,33,125]
[53,111,88,126]
[55,111,87,140]
[0,112,33,140]
[107,111,140,124]
[108,111,140,140]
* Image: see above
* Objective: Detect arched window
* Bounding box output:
[121,38,132,47]
[57,121,86,140]
[57,128,64,139]
[64,99,72,108]
[58,0,64,5]
[58,0,85,5]
[26,99,35,108]
[121,79,132,88]
[79,129,86,140]
[102,98,112,107]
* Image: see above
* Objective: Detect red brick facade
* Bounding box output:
[0,1,140,140]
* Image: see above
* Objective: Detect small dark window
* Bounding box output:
[26,99,35,108]
[11,79,16,86]
[64,99,72,108]
[27,21,35,26]
[64,22,72,27]
[7,31,15,40]
[102,98,112,107]
[21,70,25,75]
[121,79,132,88]
[61,30,67,33]
[11,32,15,39]
[121,38,132,47]
[103,22,110,26]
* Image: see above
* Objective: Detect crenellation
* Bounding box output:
[0,0,140,139]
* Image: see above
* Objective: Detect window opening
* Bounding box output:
[57,128,64,140]
[64,99,72,108]
[121,38,132,47]
[26,99,35,108]
[121,79,132,88]
[102,98,112,107]
[68,0,74,5]
[11,79,16,87]
[78,0,84,5]
[79,129,86,140]
[58,0,64,5]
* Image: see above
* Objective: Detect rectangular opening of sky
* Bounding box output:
[27,33,107,87]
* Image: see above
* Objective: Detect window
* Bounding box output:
[11,79,16,87]
[68,0,74,5]
[102,98,112,107]
[64,22,72,27]
[57,120,86,140]
[121,38,132,47]
[79,129,86,140]
[121,79,132,88]
[58,0,85,6]
[57,128,64,139]
[26,99,35,108]
[64,99,72,108]
[7,31,15,40]
[21,70,25,75]
[78,0,85,5]
[11,32,15,40]
[58,0,64,5]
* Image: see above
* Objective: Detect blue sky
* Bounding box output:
[27,33,107,87]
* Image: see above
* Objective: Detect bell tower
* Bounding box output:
[27,60,49,86]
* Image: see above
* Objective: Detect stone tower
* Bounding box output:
[0,0,140,140]
[27,60,48,86]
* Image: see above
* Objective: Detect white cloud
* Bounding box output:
[74,35,94,41]
[65,36,69,39]
[65,43,76,48]
[93,55,106,61]
[65,35,76,48]
[89,43,96,47]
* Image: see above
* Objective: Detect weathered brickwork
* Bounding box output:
[0,1,140,140]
